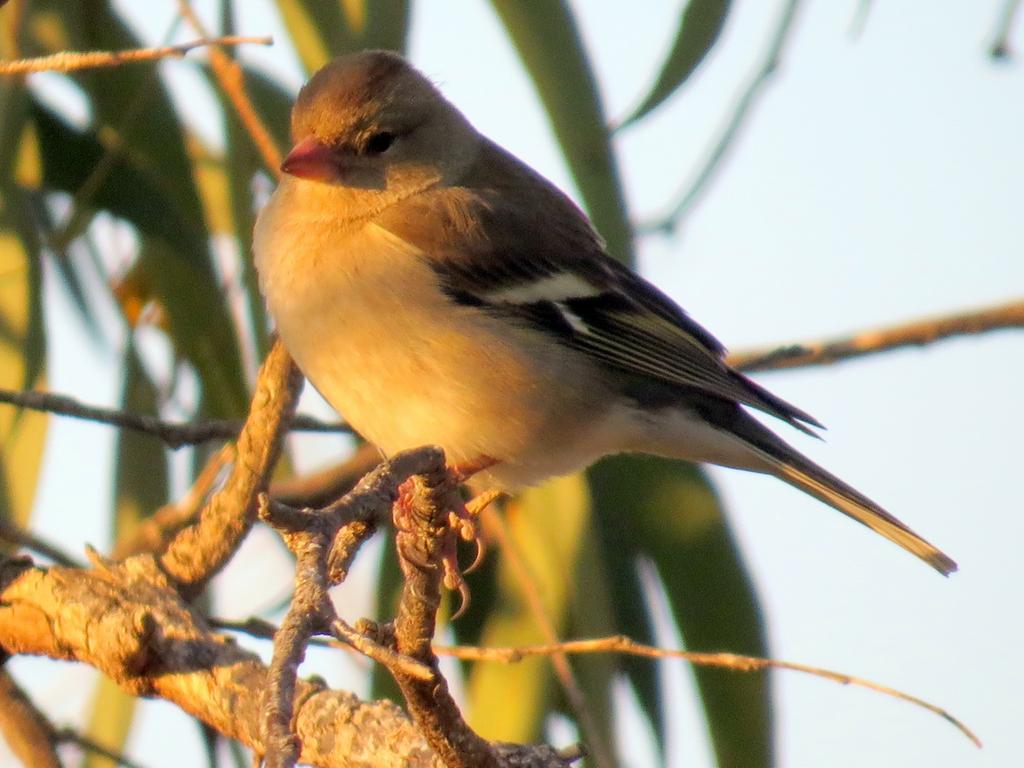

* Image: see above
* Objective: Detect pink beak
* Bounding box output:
[280,137,343,182]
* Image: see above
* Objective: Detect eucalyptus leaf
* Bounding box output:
[273,0,411,73]
[465,475,590,743]
[0,56,48,528]
[619,0,732,128]
[588,455,772,768]
[488,0,633,264]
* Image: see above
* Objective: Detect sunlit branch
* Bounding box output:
[729,299,1024,373]
[175,1,283,172]
[436,636,981,748]
[0,35,272,75]
[0,518,81,568]
[0,387,347,448]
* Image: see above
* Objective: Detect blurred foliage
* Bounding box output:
[0,1,774,765]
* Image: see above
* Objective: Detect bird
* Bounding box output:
[254,49,955,576]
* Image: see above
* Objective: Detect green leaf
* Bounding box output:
[560,518,620,765]
[619,0,733,128]
[370,531,406,704]
[465,475,590,743]
[113,343,168,541]
[0,51,48,530]
[25,1,207,231]
[31,103,249,417]
[23,2,249,418]
[0,194,49,530]
[588,455,772,768]
[488,0,634,264]
[586,497,664,757]
[273,0,411,73]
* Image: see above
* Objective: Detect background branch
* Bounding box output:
[437,636,979,747]
[0,555,446,768]
[0,35,271,75]
[0,667,60,768]
[0,387,346,448]
[0,518,81,567]
[729,299,1024,373]
[175,1,283,172]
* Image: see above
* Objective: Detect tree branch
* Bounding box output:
[728,299,1024,372]
[256,448,438,767]
[0,35,272,75]
[0,517,81,567]
[55,727,148,768]
[0,667,61,768]
[0,554,446,768]
[111,445,234,560]
[175,0,283,173]
[0,387,347,449]
[436,636,980,748]
[388,455,504,768]
[158,339,302,598]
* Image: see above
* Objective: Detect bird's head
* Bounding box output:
[282,50,479,199]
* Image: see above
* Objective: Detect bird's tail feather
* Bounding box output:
[730,413,957,575]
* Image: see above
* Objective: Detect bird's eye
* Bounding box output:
[364,132,396,155]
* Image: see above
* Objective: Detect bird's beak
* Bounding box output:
[280,137,345,182]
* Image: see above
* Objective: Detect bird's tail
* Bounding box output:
[728,412,957,575]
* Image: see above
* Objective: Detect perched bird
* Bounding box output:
[254,50,955,575]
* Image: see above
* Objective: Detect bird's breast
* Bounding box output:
[254,183,616,483]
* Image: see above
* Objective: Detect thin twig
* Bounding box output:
[175,1,283,172]
[990,0,1022,58]
[0,35,272,75]
[0,387,347,448]
[435,635,981,748]
[0,518,81,567]
[0,668,60,768]
[56,727,149,768]
[640,0,802,234]
[728,299,1024,373]
[331,619,433,681]
[5,299,1018,444]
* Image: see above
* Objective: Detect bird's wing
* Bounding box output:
[376,143,822,433]
[468,246,822,434]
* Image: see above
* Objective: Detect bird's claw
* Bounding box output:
[391,462,503,621]
[441,487,504,619]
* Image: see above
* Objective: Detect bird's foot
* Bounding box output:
[392,458,502,619]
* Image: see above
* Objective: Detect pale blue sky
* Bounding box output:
[7,2,1023,767]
